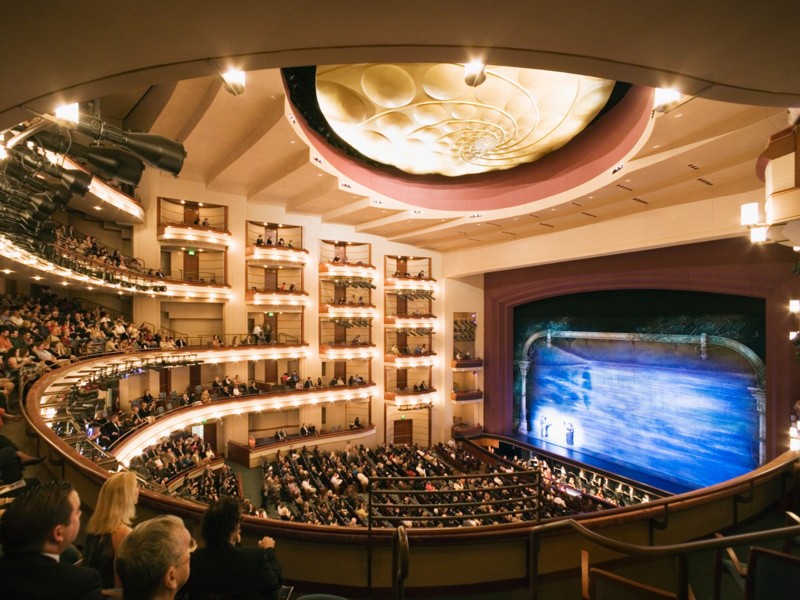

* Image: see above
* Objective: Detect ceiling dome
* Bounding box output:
[314,63,615,177]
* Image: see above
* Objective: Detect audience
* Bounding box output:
[0,480,104,599]
[83,471,139,589]
[183,496,282,600]
[115,515,193,600]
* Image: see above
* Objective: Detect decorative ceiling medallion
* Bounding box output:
[316,64,615,177]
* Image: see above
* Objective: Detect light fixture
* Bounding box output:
[653,88,682,112]
[740,202,761,226]
[464,61,487,87]
[791,300,800,313]
[221,69,246,96]
[750,226,768,243]
[36,131,145,186]
[54,102,80,125]
[76,114,186,176]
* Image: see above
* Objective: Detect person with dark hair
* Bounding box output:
[116,515,193,600]
[0,480,104,599]
[184,495,282,600]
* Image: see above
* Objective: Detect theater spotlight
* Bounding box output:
[12,149,92,196]
[221,68,246,96]
[464,61,487,87]
[1,164,75,210]
[34,131,144,187]
[76,115,186,176]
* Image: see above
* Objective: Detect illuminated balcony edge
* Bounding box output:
[385,278,438,291]
[247,246,309,265]
[320,345,377,359]
[110,386,376,465]
[319,263,377,279]
[323,306,378,318]
[385,356,437,368]
[247,291,310,307]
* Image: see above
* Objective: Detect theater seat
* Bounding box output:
[296,595,350,600]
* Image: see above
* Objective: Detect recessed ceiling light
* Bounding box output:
[32,276,42,281]
[1,269,12,274]
[93,206,102,211]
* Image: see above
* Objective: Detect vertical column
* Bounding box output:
[515,360,530,432]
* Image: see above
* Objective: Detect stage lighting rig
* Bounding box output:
[9,146,92,197]
[34,130,144,187]
[76,113,186,176]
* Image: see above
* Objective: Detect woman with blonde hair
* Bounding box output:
[83,470,139,588]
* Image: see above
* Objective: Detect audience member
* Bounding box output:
[0,480,104,599]
[184,496,282,600]
[84,471,139,588]
[115,515,193,600]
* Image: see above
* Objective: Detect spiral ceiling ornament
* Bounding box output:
[316,63,615,177]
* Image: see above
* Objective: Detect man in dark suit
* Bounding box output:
[183,496,282,599]
[0,480,104,599]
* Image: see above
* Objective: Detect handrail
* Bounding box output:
[391,526,409,600]
[528,515,800,600]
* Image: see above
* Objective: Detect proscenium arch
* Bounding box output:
[482,238,799,460]
[2,3,800,129]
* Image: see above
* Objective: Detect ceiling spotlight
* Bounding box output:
[221,69,246,96]
[464,61,487,87]
[654,88,682,112]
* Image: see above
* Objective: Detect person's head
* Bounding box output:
[87,470,139,535]
[0,480,81,555]
[201,495,243,549]
[115,515,193,600]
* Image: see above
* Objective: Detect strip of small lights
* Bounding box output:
[250,292,311,307]
[388,355,438,368]
[161,225,232,248]
[324,305,376,318]
[249,247,308,265]
[321,346,377,360]
[111,385,375,465]
[385,278,438,292]
[322,263,376,279]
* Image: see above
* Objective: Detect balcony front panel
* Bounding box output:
[158,224,232,251]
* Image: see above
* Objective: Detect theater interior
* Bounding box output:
[2,3,800,599]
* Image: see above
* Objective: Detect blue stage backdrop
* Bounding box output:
[514,290,764,491]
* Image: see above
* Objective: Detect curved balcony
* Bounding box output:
[451,389,484,402]
[21,346,800,598]
[246,243,309,267]
[319,260,377,280]
[452,358,484,370]
[384,387,437,407]
[245,288,310,308]
[321,303,377,318]
[319,343,377,360]
[384,353,437,368]
[157,223,232,251]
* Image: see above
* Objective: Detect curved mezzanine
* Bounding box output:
[21,344,800,596]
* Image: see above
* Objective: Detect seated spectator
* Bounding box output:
[84,471,139,589]
[184,496,282,600]
[0,480,104,599]
[115,515,193,600]
[255,234,264,246]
